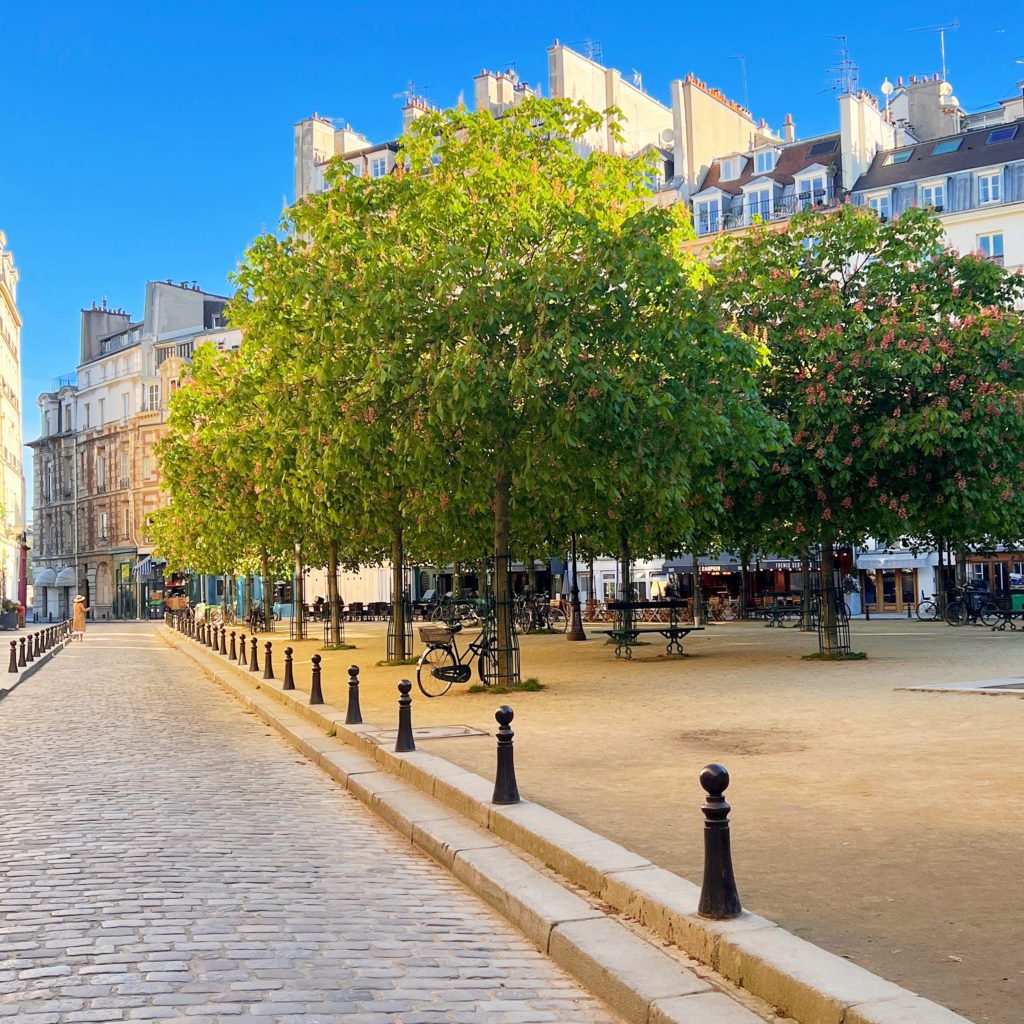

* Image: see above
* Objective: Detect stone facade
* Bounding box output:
[0,232,26,607]
[29,282,239,620]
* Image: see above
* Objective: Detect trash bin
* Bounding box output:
[1012,592,1024,612]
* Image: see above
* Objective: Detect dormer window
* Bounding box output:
[754,149,777,174]
[718,157,741,181]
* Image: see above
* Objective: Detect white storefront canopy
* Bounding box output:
[54,566,78,587]
[857,552,931,571]
[33,567,56,587]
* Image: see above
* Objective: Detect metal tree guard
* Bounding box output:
[816,584,852,655]
[480,554,520,689]
[386,588,413,661]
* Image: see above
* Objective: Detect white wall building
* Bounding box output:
[0,232,26,606]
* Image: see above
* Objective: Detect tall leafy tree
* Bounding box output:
[713,205,1024,651]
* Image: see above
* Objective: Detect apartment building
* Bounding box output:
[0,232,27,607]
[29,281,238,621]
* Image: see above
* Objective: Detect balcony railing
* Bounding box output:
[695,189,844,237]
[155,340,195,367]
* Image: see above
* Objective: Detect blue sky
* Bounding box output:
[3,2,1022,478]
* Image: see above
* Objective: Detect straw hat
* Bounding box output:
[74,594,86,603]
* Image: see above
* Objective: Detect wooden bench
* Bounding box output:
[596,625,703,659]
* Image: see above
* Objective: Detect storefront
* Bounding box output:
[857,551,934,614]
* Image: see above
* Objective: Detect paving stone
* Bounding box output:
[0,624,616,1023]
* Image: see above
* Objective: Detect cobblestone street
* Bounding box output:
[0,624,616,1024]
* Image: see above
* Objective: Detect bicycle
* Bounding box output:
[915,594,940,622]
[943,586,1000,627]
[514,593,567,634]
[416,623,493,697]
[429,596,481,629]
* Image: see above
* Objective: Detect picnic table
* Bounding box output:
[598,600,704,658]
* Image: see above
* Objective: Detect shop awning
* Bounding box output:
[132,556,153,577]
[54,566,77,587]
[857,552,932,571]
[33,568,56,587]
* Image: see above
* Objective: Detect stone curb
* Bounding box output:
[164,627,972,1024]
[0,638,69,700]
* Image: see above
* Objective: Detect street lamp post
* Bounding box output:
[567,533,586,641]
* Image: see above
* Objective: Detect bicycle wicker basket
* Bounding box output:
[419,626,455,644]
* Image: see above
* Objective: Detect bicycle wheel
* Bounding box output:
[916,600,937,622]
[514,605,533,635]
[417,645,456,698]
[944,601,967,626]
[980,601,1002,628]
[548,606,568,631]
[476,640,493,682]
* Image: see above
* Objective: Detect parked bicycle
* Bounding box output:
[247,604,269,632]
[416,623,493,697]
[429,595,482,628]
[513,593,567,633]
[915,593,941,622]
[943,585,1000,627]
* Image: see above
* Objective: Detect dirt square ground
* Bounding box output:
[240,615,1024,1024]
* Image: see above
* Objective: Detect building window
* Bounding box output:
[920,181,944,210]
[98,398,105,424]
[754,150,776,174]
[142,455,154,480]
[99,511,109,542]
[798,175,827,210]
[977,232,1004,265]
[747,188,771,222]
[694,198,721,235]
[718,157,740,181]
[119,450,130,488]
[84,403,90,428]
[868,193,891,221]
[885,149,914,165]
[370,156,388,179]
[978,172,1001,205]
[146,384,160,411]
[123,507,131,539]
[122,393,129,421]
[932,138,962,155]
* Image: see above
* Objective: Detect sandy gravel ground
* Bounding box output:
[237,615,1024,1024]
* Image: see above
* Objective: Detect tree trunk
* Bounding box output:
[327,540,341,646]
[261,551,272,629]
[293,542,304,640]
[739,551,750,620]
[691,553,703,626]
[527,556,537,594]
[819,531,838,654]
[618,531,633,635]
[493,464,515,687]
[390,523,406,660]
[800,548,813,631]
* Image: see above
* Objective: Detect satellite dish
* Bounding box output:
[660,128,675,146]
[939,80,953,97]
[881,78,894,96]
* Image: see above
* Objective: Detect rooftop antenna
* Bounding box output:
[393,80,430,104]
[578,39,603,64]
[909,20,958,82]
[823,35,858,96]
[729,55,749,112]
[632,68,643,91]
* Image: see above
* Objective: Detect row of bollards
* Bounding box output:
[173,614,742,922]
[6,620,72,674]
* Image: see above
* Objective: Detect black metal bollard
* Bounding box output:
[8,639,17,673]
[26,634,35,663]
[212,624,220,651]
[238,633,248,666]
[220,627,228,656]
[345,665,363,725]
[492,705,520,804]
[282,647,295,690]
[229,631,237,661]
[697,763,742,920]
[395,679,415,752]
[18,637,26,668]
[35,633,42,658]
[263,642,274,680]
[309,654,323,704]
[249,635,259,672]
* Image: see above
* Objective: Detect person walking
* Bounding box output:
[72,595,90,642]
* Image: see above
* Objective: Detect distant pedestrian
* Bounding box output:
[72,595,90,642]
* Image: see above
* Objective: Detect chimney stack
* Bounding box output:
[783,113,796,143]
